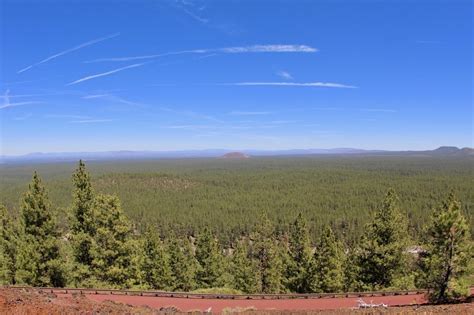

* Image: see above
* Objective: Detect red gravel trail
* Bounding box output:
[56,292,426,312]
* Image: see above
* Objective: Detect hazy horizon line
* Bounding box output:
[1,145,471,158]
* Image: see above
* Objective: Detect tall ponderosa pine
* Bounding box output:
[421,193,471,303]
[343,247,362,292]
[168,236,198,291]
[355,189,409,290]
[251,213,284,293]
[231,240,260,293]
[70,160,96,269]
[90,194,134,288]
[0,204,17,284]
[140,226,173,290]
[287,213,313,293]
[195,228,225,288]
[310,226,345,293]
[15,172,65,287]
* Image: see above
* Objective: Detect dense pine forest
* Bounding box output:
[0,158,472,302]
[0,156,472,244]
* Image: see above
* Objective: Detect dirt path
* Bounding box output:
[2,288,473,314]
[64,291,426,312]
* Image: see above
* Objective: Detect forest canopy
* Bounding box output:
[1,156,472,244]
[0,158,472,301]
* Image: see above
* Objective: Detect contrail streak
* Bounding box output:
[67,63,145,85]
[18,33,120,73]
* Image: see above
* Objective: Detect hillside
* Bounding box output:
[2,146,473,164]
[221,152,250,159]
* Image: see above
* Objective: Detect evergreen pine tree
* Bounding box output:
[15,172,65,287]
[355,189,410,290]
[140,226,173,290]
[168,236,198,291]
[310,226,345,293]
[251,213,284,293]
[195,228,225,288]
[230,240,260,293]
[70,160,96,269]
[342,247,362,292]
[420,193,472,303]
[0,204,17,284]
[90,194,134,288]
[287,213,313,293]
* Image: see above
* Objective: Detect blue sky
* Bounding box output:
[1,0,472,155]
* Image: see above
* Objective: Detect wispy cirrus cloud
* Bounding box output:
[228,82,357,88]
[313,107,343,111]
[67,63,145,85]
[162,124,214,130]
[360,108,397,113]
[174,0,209,24]
[44,114,91,119]
[84,44,318,63]
[172,0,209,24]
[276,70,293,80]
[81,94,111,99]
[0,90,42,110]
[69,119,114,124]
[18,33,120,73]
[81,93,147,109]
[195,53,218,60]
[84,50,207,63]
[229,111,272,116]
[0,92,65,99]
[0,101,42,110]
[269,120,299,124]
[219,45,317,53]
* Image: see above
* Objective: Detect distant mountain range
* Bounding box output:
[1,146,472,164]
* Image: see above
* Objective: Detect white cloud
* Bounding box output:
[269,120,299,124]
[0,89,42,109]
[69,119,114,123]
[276,70,293,80]
[229,82,357,88]
[229,111,272,116]
[0,92,62,99]
[81,94,110,99]
[84,44,318,63]
[195,53,218,60]
[67,63,145,85]
[360,108,397,113]
[313,107,343,111]
[84,50,205,63]
[0,101,41,110]
[173,0,209,24]
[179,6,209,24]
[82,94,148,109]
[45,114,91,119]
[162,124,214,130]
[219,45,317,53]
[18,33,120,73]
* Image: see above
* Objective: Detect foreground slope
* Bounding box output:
[1,288,473,314]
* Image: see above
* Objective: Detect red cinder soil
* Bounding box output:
[1,288,473,314]
[83,291,427,312]
[0,288,154,314]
